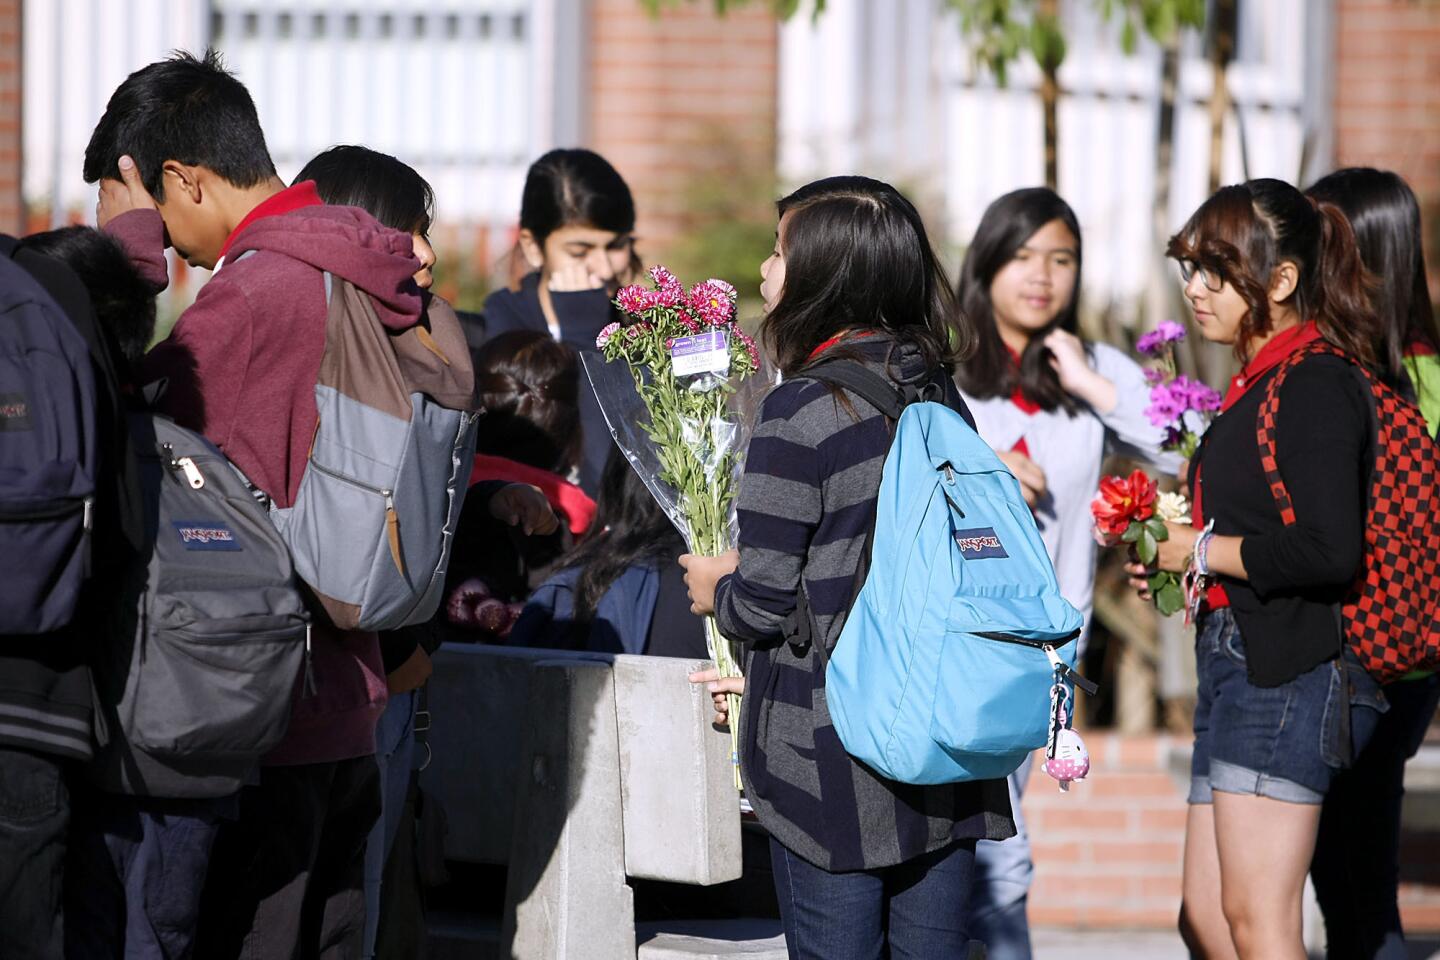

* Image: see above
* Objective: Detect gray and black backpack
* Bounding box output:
[90,413,309,798]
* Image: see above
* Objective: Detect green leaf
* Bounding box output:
[1119,16,1137,54]
[1144,517,1169,540]
[1137,530,1158,566]
[1120,523,1144,544]
[1155,578,1186,617]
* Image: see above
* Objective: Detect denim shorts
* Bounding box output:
[1189,608,1389,805]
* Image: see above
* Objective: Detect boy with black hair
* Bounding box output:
[86,50,551,958]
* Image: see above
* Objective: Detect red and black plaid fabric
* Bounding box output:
[1257,342,1440,682]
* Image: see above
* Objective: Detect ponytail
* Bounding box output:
[1169,178,1385,370]
[1311,199,1383,370]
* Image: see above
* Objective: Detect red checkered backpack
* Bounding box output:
[1258,341,1440,682]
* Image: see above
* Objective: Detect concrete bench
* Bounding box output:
[421,643,787,960]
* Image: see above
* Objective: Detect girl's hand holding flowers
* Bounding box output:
[679,549,739,616]
[1092,469,1192,616]
[688,667,746,726]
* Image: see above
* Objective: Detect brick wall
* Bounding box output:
[584,0,778,258]
[0,0,19,235]
[1025,734,1440,933]
[1333,0,1440,283]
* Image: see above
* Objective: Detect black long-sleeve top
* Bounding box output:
[1192,352,1372,686]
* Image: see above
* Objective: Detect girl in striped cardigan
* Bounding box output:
[683,176,1013,960]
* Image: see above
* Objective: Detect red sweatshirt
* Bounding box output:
[109,188,426,766]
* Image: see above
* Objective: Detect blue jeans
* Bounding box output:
[0,748,68,960]
[362,688,419,958]
[769,836,978,960]
[1312,672,1440,959]
[969,755,1033,960]
[1189,609,1388,805]
[65,790,230,960]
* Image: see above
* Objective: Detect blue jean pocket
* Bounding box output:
[1219,620,1248,667]
[0,754,63,825]
[1321,655,1390,769]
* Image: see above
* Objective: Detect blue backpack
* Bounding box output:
[804,361,1091,786]
[0,247,97,634]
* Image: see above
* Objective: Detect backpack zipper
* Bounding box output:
[973,631,1098,694]
[160,443,206,489]
[306,460,404,576]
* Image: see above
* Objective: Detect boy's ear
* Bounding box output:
[162,160,203,205]
[517,229,544,271]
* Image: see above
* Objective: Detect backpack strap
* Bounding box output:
[1256,341,1370,526]
[802,359,911,419]
[781,359,943,661]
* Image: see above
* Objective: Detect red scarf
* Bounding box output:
[807,328,877,362]
[1194,321,1324,609]
[1005,346,1040,455]
[469,455,597,536]
[217,180,324,262]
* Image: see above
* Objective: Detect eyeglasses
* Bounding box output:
[1177,260,1224,292]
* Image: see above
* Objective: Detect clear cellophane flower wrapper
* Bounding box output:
[583,267,765,789]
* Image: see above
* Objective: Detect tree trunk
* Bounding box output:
[1039,0,1060,191]
[1042,64,1059,190]
[1207,0,1237,194]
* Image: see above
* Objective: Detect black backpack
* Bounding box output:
[0,238,99,633]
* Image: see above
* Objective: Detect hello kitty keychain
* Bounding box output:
[1042,681,1091,792]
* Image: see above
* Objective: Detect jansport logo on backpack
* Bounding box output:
[955,527,1009,559]
[90,414,309,799]
[232,253,479,633]
[0,393,32,430]
[804,360,1090,786]
[173,521,242,551]
[1258,342,1440,682]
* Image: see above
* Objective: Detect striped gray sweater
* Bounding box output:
[715,338,1014,872]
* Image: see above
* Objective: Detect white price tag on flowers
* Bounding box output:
[670,330,731,377]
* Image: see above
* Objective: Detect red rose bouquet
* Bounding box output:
[1091,468,1188,616]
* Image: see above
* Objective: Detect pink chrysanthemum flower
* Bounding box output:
[735,329,760,367]
[688,280,737,327]
[648,265,684,307]
[596,322,621,349]
[616,285,650,316]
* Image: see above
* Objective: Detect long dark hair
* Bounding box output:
[1167,178,1381,367]
[1306,167,1438,383]
[20,226,156,366]
[953,188,1084,413]
[764,175,967,377]
[473,331,582,474]
[561,448,682,623]
[295,144,435,235]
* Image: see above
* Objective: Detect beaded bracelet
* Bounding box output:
[1193,520,1216,577]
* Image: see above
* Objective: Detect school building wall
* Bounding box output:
[1333,0,1440,285]
[583,0,779,256]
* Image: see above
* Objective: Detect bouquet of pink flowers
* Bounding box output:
[586,266,764,787]
[1138,320,1221,459]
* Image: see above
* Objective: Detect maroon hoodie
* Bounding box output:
[109,192,424,766]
